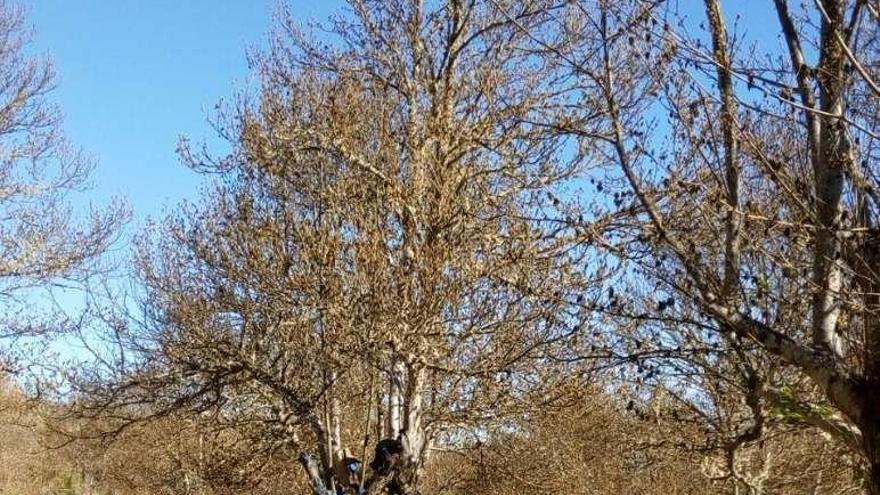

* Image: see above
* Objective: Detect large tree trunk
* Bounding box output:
[396,364,427,495]
[364,357,428,495]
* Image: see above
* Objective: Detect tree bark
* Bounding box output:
[388,357,405,437]
[329,370,344,464]
[812,0,848,358]
[299,452,331,495]
[704,0,742,302]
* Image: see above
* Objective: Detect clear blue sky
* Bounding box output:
[20,0,340,362]
[25,0,784,233]
[27,0,341,225]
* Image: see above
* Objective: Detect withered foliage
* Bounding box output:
[3,0,879,494]
[63,1,597,494]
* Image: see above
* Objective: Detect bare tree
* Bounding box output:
[0,1,126,374]
[512,0,880,491]
[66,1,601,494]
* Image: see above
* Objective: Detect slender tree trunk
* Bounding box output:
[376,383,385,441]
[300,452,331,495]
[704,0,741,303]
[329,370,344,463]
[812,0,848,358]
[388,357,405,437]
[403,364,425,456]
[398,364,426,494]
